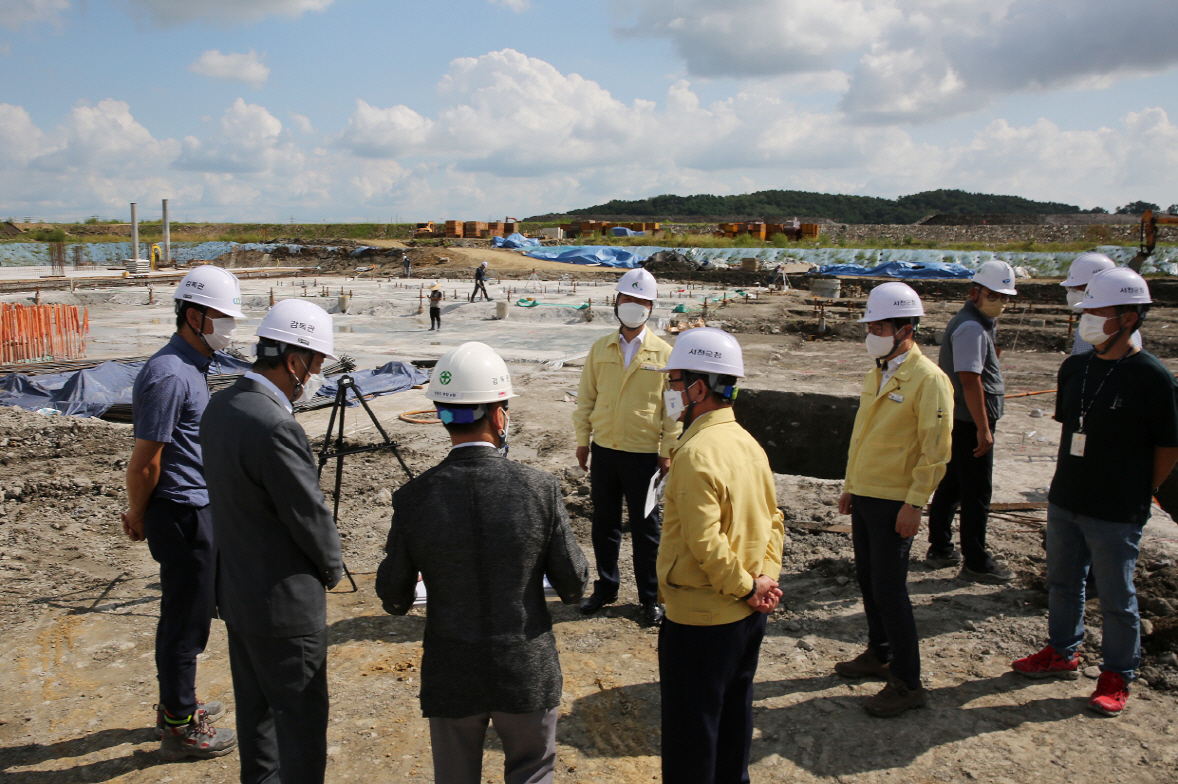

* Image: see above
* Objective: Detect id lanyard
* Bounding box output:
[1071,353,1127,457]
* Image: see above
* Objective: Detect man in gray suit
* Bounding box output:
[376,341,589,784]
[201,299,344,784]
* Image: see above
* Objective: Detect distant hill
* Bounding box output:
[531,189,1082,224]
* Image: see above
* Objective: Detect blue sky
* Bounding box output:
[2,0,1177,223]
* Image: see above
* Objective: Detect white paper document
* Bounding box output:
[644,469,668,519]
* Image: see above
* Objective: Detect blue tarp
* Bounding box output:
[814,261,975,280]
[492,233,541,249]
[609,227,644,237]
[524,245,648,269]
[318,361,429,405]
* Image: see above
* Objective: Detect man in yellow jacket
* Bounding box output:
[837,282,954,717]
[656,327,784,784]
[574,267,679,626]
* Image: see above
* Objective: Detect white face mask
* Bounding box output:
[664,388,686,421]
[204,316,237,351]
[1066,289,1086,312]
[864,333,895,359]
[294,373,325,404]
[1078,313,1115,346]
[617,301,650,329]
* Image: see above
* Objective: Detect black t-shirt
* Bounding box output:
[1049,350,1178,525]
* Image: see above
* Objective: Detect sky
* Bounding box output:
[2,0,1178,223]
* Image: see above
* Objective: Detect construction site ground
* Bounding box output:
[1,270,1178,783]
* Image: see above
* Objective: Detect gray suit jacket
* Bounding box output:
[375,446,589,718]
[201,377,343,637]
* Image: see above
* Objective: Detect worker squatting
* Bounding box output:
[124,259,1177,784]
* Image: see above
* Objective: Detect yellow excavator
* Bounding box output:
[1127,209,1178,272]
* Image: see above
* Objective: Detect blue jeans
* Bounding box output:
[1046,503,1142,680]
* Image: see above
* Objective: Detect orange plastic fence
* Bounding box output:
[0,303,89,363]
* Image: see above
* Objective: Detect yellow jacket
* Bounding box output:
[573,330,680,457]
[657,408,785,626]
[843,345,954,507]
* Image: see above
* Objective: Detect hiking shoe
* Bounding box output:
[155,701,226,733]
[1088,671,1129,717]
[159,718,237,761]
[925,546,962,569]
[1011,646,1081,679]
[864,677,928,718]
[835,648,890,680]
[960,562,1014,584]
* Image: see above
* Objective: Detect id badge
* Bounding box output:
[1070,432,1086,458]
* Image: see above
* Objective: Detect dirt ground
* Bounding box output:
[2,290,1178,783]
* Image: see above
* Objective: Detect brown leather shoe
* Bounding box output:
[834,648,890,679]
[864,677,928,718]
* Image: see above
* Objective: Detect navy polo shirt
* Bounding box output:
[132,333,212,507]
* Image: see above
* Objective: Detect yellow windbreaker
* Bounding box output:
[657,408,785,626]
[843,344,954,507]
[573,330,680,457]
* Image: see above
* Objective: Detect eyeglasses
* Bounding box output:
[865,323,896,336]
[983,291,1011,303]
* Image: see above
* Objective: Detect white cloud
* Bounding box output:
[127,0,334,25]
[33,99,179,174]
[288,112,313,135]
[1,0,69,30]
[0,103,43,164]
[490,0,530,11]
[335,99,433,158]
[189,49,270,88]
[174,98,301,174]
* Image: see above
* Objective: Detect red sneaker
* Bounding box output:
[1011,646,1081,679]
[1088,671,1129,717]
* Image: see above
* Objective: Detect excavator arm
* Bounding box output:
[1128,209,1178,272]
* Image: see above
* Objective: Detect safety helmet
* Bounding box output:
[174,265,244,319]
[255,299,337,360]
[1078,267,1151,309]
[615,268,658,301]
[661,327,744,378]
[858,282,924,322]
[1060,252,1115,288]
[972,260,1018,296]
[426,342,517,405]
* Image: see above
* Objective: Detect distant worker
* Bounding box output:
[1061,252,1141,354]
[1012,268,1178,717]
[123,265,242,760]
[836,283,954,717]
[201,299,344,784]
[574,267,679,626]
[471,260,491,301]
[428,284,443,332]
[376,342,589,784]
[925,260,1017,583]
[656,328,784,783]
[404,252,412,278]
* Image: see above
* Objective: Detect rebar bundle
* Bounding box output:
[0,303,89,364]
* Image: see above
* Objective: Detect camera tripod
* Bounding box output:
[317,374,415,592]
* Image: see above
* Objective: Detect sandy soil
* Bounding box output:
[1,289,1178,783]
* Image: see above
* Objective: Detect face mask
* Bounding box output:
[617,301,650,329]
[1066,289,1086,312]
[864,333,895,359]
[976,297,1006,318]
[290,355,324,404]
[664,388,687,421]
[204,317,237,351]
[1078,313,1115,346]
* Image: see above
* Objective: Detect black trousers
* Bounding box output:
[589,443,661,603]
[144,497,215,719]
[429,306,441,329]
[659,612,766,784]
[928,418,997,570]
[471,279,490,301]
[851,495,921,690]
[227,625,330,784]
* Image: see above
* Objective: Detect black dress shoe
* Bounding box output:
[640,602,665,627]
[579,591,618,615]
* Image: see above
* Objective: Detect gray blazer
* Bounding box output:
[375,446,589,718]
[201,377,343,637]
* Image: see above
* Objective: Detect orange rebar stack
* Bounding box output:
[0,303,89,364]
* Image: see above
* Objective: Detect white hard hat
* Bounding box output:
[1078,267,1151,309]
[1060,252,1115,288]
[426,342,517,404]
[661,327,744,378]
[256,299,337,360]
[174,265,244,319]
[858,282,924,322]
[972,260,1018,296]
[481,261,488,267]
[615,268,658,301]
